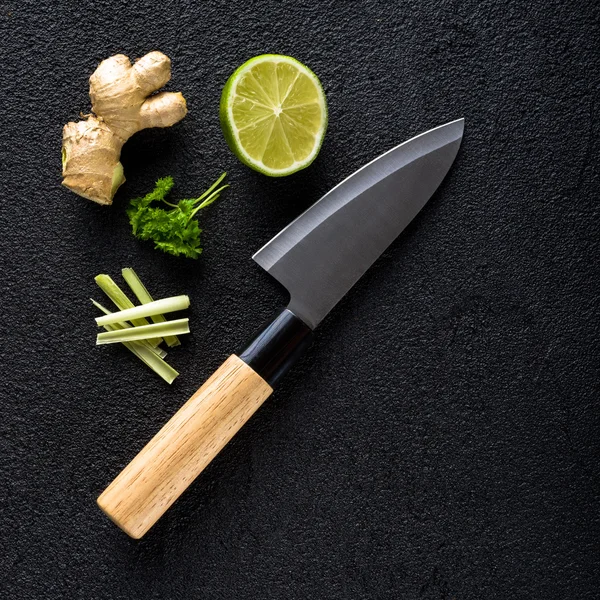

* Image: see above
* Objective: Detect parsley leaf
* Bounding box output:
[127,174,228,259]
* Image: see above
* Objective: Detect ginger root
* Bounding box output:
[62,51,187,205]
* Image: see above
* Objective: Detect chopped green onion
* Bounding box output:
[96,319,190,345]
[121,267,180,347]
[95,274,162,347]
[95,295,190,327]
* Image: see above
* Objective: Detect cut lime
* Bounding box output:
[220,55,328,177]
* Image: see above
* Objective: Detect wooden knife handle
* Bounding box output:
[98,309,313,538]
[97,355,273,539]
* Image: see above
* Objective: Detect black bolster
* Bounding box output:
[238,309,314,387]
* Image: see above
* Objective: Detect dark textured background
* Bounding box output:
[1,1,598,598]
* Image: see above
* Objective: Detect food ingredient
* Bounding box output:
[92,299,166,358]
[121,267,180,347]
[93,300,178,384]
[62,51,187,205]
[127,174,228,259]
[95,295,190,326]
[93,270,190,383]
[95,274,162,346]
[96,319,190,345]
[220,54,327,177]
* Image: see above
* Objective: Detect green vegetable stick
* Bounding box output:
[91,299,166,358]
[95,274,162,347]
[121,267,181,347]
[95,295,190,326]
[96,319,190,345]
[103,323,178,384]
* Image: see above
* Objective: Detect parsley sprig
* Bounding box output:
[127,174,228,259]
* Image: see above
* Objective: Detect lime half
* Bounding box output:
[220,55,328,177]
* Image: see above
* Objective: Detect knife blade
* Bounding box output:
[98,119,464,538]
[254,118,464,329]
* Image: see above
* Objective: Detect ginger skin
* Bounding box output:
[62,51,187,205]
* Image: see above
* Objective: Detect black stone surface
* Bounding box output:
[1,1,598,598]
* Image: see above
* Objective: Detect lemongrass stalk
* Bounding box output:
[96,319,189,345]
[95,295,189,327]
[95,275,163,347]
[121,267,180,347]
[103,324,178,384]
[91,299,166,358]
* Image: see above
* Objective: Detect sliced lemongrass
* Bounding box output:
[95,274,163,347]
[103,324,178,384]
[91,299,166,358]
[95,295,190,327]
[91,299,163,356]
[96,319,189,345]
[121,267,180,347]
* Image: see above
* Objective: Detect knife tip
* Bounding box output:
[445,117,465,139]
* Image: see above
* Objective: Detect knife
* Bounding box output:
[98,118,464,538]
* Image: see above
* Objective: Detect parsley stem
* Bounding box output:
[193,172,227,205]
[161,200,179,208]
[187,185,229,222]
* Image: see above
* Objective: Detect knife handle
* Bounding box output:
[97,309,312,539]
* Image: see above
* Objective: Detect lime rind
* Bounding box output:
[220,54,328,177]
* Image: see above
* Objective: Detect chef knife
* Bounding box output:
[98,118,464,538]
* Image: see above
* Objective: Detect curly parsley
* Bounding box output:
[127,174,228,259]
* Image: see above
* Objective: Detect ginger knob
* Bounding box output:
[61,51,187,205]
